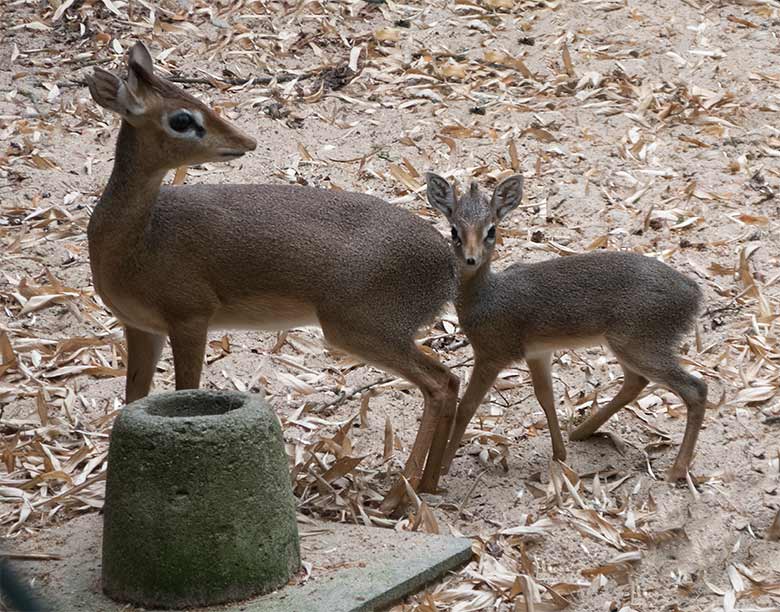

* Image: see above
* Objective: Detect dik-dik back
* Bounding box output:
[104,183,454,336]
[461,251,702,360]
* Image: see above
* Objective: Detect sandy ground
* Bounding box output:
[2,0,780,610]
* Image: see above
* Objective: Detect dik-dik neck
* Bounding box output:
[456,262,494,313]
[92,122,167,234]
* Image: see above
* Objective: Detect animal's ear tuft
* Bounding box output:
[426,173,456,219]
[490,175,524,220]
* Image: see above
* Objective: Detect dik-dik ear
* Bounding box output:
[86,43,156,122]
[126,42,155,91]
[426,173,456,219]
[87,67,146,121]
[490,175,524,220]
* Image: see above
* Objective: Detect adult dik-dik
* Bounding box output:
[85,42,459,500]
[426,172,707,481]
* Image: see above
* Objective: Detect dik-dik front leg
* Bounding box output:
[441,357,504,473]
[125,327,165,403]
[526,355,567,462]
[169,318,209,390]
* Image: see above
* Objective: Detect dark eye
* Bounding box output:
[486,226,496,241]
[450,227,461,243]
[169,111,195,133]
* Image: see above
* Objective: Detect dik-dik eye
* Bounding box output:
[486,226,496,241]
[450,227,461,244]
[165,109,206,138]
[169,111,194,132]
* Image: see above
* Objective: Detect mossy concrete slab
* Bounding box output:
[252,526,472,612]
[15,514,472,612]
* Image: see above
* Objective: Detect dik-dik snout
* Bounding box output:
[426,174,524,272]
[87,42,256,171]
[451,222,492,269]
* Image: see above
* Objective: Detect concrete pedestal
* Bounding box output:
[102,390,300,609]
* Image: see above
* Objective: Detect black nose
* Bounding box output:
[466,257,476,266]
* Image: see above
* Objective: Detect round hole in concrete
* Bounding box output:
[144,392,244,418]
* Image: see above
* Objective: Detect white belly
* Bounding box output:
[524,335,606,359]
[211,296,320,331]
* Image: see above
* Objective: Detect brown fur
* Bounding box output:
[86,43,459,506]
[427,172,708,482]
[769,510,780,540]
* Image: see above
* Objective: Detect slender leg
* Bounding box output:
[419,369,460,491]
[607,340,707,481]
[319,319,456,509]
[441,357,503,473]
[169,319,209,390]
[569,367,648,440]
[526,355,566,462]
[124,326,165,404]
[663,369,707,481]
[375,348,454,508]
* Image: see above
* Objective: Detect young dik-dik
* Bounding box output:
[426,173,707,481]
[86,42,459,499]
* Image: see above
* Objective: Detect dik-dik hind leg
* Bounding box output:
[319,320,457,507]
[569,367,648,441]
[371,348,455,505]
[611,342,707,481]
[526,355,567,462]
[419,368,459,492]
[124,327,165,404]
[656,367,707,481]
[168,318,209,390]
[441,357,503,473]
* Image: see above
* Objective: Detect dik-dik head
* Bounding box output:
[86,42,256,170]
[426,173,524,271]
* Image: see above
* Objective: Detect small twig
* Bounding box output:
[63,57,114,67]
[56,79,88,89]
[0,552,62,561]
[704,299,744,318]
[488,391,534,411]
[458,469,487,515]
[320,376,395,411]
[168,71,314,87]
[446,338,470,352]
[449,356,475,370]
